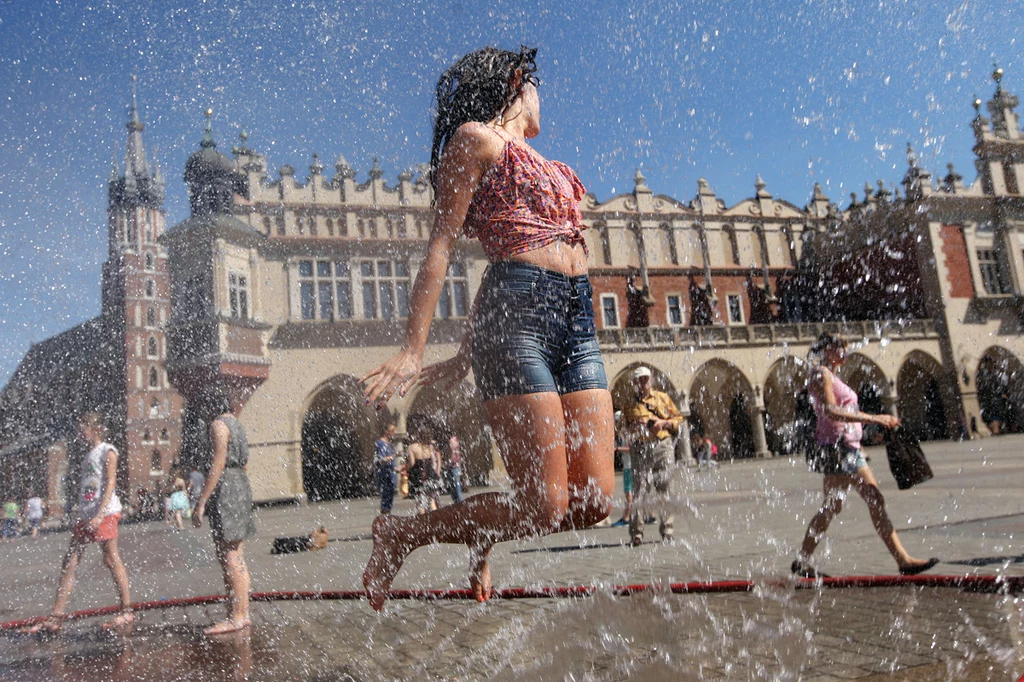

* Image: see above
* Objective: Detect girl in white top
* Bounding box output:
[25,411,134,633]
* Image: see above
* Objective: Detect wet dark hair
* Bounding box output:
[78,411,108,439]
[429,45,538,200]
[810,332,846,358]
[406,413,434,443]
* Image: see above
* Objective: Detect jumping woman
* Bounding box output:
[361,46,614,610]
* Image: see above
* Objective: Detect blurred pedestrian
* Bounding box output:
[24,411,133,633]
[611,412,633,527]
[168,479,190,531]
[624,366,681,546]
[793,333,939,578]
[2,498,19,541]
[405,415,440,515]
[374,421,398,514]
[437,423,464,504]
[24,494,45,538]
[695,434,714,471]
[192,393,258,636]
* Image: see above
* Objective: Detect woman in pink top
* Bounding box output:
[794,333,938,578]
[361,46,614,610]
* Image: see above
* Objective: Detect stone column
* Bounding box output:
[752,385,772,458]
[675,392,692,463]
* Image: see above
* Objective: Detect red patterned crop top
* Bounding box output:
[463,131,589,262]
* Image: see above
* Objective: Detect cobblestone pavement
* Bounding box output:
[0,436,1021,680]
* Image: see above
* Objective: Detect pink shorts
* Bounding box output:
[72,514,121,543]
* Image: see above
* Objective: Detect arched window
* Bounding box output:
[149,366,159,388]
[150,449,161,471]
[145,279,155,298]
[357,219,365,237]
[308,216,317,237]
[150,396,159,418]
[146,307,156,327]
[143,429,152,443]
[262,217,272,236]
[159,429,169,442]
[126,216,137,245]
[147,336,158,357]
[296,216,304,235]
[326,218,334,236]
[145,252,154,270]
[385,219,394,238]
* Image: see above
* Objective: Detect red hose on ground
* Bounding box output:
[1,573,1020,632]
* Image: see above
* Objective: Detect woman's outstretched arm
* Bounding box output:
[362,123,501,404]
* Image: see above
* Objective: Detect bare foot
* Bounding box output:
[363,514,413,612]
[203,618,250,636]
[22,617,62,635]
[102,610,135,630]
[898,557,940,576]
[469,542,493,602]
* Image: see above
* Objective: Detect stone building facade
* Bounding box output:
[159,70,1024,504]
[5,71,1024,510]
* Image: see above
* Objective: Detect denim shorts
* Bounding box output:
[472,261,609,402]
[810,440,868,476]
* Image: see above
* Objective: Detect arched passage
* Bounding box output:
[976,346,1024,435]
[837,353,891,446]
[897,351,954,441]
[302,375,381,501]
[690,360,756,459]
[763,357,810,455]
[407,381,492,486]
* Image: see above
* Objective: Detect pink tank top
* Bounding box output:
[812,368,863,449]
[463,130,588,261]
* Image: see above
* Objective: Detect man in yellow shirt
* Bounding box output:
[624,366,682,546]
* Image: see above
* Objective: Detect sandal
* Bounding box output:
[791,560,830,579]
[899,558,939,576]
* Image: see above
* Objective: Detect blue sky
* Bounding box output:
[0,0,1020,383]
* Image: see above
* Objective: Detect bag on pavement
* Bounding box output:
[884,428,933,490]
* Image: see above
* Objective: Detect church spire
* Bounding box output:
[109,76,162,210]
[124,75,151,180]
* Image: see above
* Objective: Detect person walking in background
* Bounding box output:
[192,394,258,636]
[793,333,939,578]
[374,421,398,514]
[25,494,45,538]
[2,499,19,542]
[624,366,682,546]
[168,479,190,531]
[437,423,464,504]
[695,434,715,471]
[361,46,614,610]
[405,416,441,515]
[611,411,633,527]
[24,411,133,633]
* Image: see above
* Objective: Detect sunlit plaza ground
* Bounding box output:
[0,436,1022,681]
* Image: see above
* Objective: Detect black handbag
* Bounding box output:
[807,440,846,476]
[884,428,933,490]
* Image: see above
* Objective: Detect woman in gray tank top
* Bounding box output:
[192,394,257,635]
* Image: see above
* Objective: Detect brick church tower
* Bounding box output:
[102,78,183,496]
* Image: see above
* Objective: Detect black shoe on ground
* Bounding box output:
[899,558,939,576]
[791,560,830,579]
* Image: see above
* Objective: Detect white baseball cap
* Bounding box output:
[632,366,652,380]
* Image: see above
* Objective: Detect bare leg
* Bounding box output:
[851,466,933,571]
[26,540,88,632]
[363,389,614,611]
[100,536,134,628]
[206,539,251,635]
[798,475,850,562]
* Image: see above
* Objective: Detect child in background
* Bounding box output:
[168,479,190,531]
[24,411,134,633]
